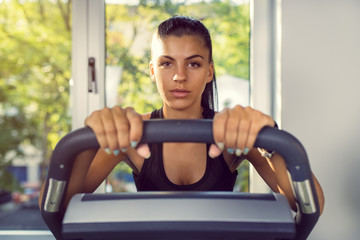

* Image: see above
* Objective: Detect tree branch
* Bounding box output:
[16,0,32,25]
[57,0,71,32]
[38,0,46,21]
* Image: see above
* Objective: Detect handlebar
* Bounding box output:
[41,119,319,240]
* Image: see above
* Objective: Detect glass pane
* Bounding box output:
[0,0,71,231]
[105,0,250,192]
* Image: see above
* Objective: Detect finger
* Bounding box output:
[112,106,130,152]
[125,107,143,148]
[100,107,119,152]
[245,112,275,152]
[213,108,229,152]
[224,106,241,155]
[136,144,151,159]
[208,144,222,158]
[236,107,251,155]
[85,110,110,151]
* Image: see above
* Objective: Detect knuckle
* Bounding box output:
[234,105,244,112]
[239,122,249,133]
[112,105,124,113]
[95,129,106,138]
[112,108,125,120]
[84,117,93,126]
[125,107,141,119]
[101,107,111,114]
[226,118,238,132]
[116,121,130,133]
[104,126,116,135]
[124,106,135,113]
[85,110,100,125]
[244,106,253,112]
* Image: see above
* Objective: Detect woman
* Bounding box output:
[42,16,324,214]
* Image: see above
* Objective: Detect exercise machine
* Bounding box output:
[40,120,320,239]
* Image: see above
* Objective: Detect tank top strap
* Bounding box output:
[150,108,164,119]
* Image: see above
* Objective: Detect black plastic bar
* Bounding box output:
[140,119,214,144]
[41,119,319,240]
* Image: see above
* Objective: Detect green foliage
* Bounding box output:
[0,0,71,189]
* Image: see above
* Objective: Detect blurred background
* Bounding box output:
[1,0,359,239]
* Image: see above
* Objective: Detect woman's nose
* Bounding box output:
[173,66,186,81]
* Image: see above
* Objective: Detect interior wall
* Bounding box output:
[280,0,360,239]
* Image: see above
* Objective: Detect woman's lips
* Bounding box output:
[169,89,190,98]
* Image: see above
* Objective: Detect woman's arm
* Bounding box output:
[38,147,127,210]
[39,106,149,210]
[247,150,325,215]
[211,105,325,215]
[65,149,127,207]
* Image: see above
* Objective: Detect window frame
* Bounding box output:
[249,0,282,193]
[71,0,105,130]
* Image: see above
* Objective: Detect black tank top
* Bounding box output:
[133,108,238,191]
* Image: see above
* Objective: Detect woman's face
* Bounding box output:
[150,35,214,113]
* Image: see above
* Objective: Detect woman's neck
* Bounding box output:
[162,104,203,119]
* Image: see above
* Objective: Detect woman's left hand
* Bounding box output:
[209,105,275,158]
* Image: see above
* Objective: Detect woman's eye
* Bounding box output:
[188,62,201,68]
[159,61,172,67]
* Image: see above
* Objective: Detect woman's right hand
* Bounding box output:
[84,106,150,158]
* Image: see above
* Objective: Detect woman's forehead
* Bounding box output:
[151,35,209,60]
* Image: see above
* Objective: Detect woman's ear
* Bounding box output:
[149,61,156,82]
[206,62,214,83]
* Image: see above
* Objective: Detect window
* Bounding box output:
[0,0,71,234]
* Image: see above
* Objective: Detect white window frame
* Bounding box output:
[71,0,282,193]
[249,0,282,192]
[71,0,105,130]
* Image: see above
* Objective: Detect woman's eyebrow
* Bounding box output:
[186,54,204,60]
[160,54,205,61]
[161,55,175,61]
